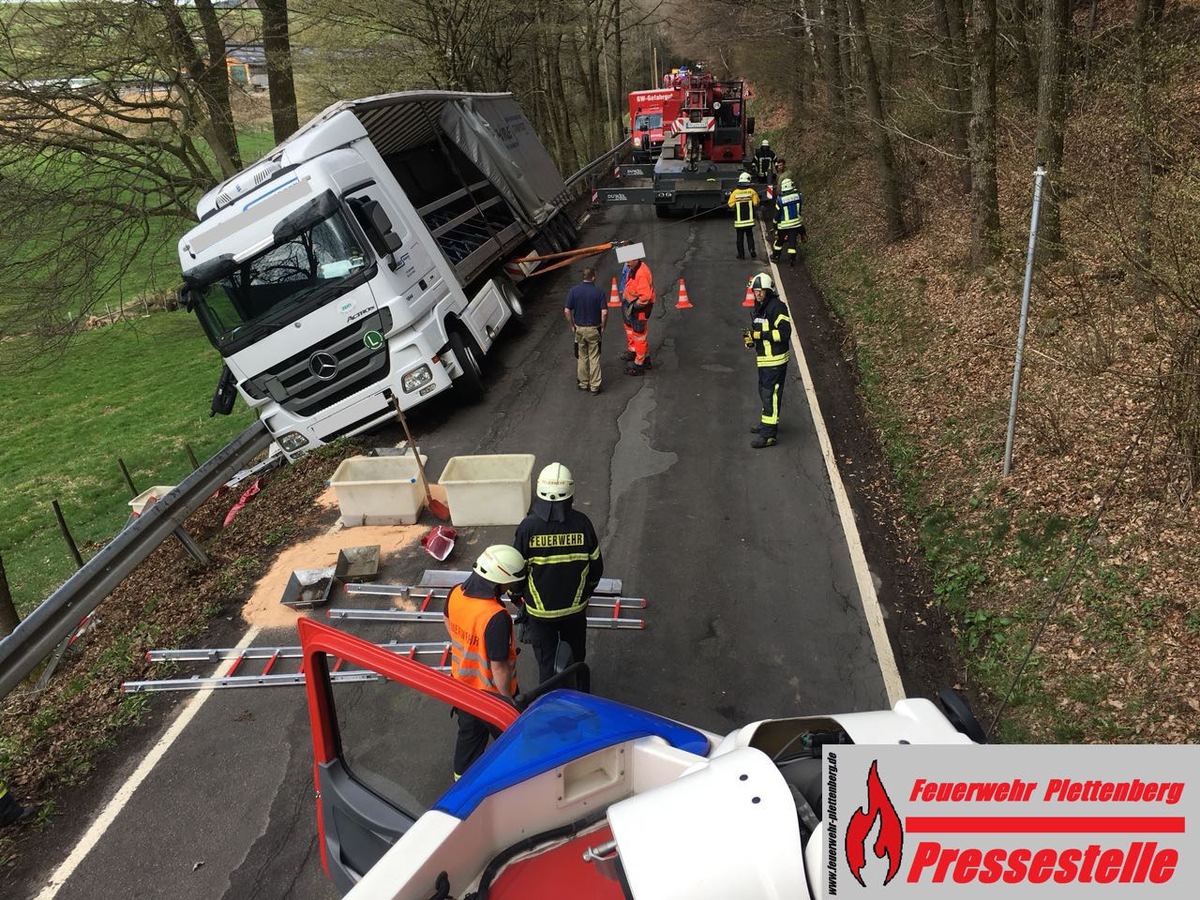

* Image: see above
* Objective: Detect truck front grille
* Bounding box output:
[245,310,393,419]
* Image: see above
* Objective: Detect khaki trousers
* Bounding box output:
[574,325,602,391]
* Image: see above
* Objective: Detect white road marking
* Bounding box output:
[762,235,906,705]
[33,625,262,900]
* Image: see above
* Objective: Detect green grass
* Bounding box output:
[0,312,255,616]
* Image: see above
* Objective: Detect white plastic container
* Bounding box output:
[437,454,536,526]
[129,485,177,517]
[329,455,427,526]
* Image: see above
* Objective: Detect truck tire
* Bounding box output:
[655,204,671,219]
[500,281,527,332]
[449,330,484,403]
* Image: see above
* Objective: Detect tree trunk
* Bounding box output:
[846,0,906,241]
[1005,0,1039,108]
[170,0,241,178]
[969,0,1001,266]
[0,556,19,639]
[1036,0,1071,250]
[819,0,845,125]
[259,0,300,143]
[933,0,971,192]
[1132,0,1155,290]
[837,0,855,121]
[612,0,625,110]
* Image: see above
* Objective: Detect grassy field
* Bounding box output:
[0,125,276,618]
[0,312,257,616]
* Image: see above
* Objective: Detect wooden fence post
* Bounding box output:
[52,500,86,569]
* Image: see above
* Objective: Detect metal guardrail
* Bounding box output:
[563,137,631,192]
[0,420,272,699]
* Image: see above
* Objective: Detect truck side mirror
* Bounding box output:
[210,365,237,417]
[746,116,755,135]
[349,198,404,262]
[177,283,196,312]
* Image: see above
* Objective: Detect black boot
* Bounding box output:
[624,363,645,376]
[619,350,635,361]
[750,434,778,449]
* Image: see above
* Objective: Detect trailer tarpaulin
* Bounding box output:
[439,97,566,227]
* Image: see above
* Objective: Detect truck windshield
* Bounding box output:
[191,211,368,349]
[634,113,663,131]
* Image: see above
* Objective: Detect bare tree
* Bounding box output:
[1035,0,1071,251]
[0,1,246,355]
[969,0,1001,265]
[845,0,906,241]
[259,0,300,141]
[932,0,971,192]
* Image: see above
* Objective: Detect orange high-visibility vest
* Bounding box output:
[446,585,517,695]
[622,262,656,307]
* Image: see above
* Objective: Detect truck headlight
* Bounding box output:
[277,431,310,453]
[632,136,642,148]
[402,364,433,393]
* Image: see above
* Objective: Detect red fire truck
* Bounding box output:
[628,88,682,163]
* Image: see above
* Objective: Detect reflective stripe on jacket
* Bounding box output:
[727,188,760,228]
[446,585,517,695]
[752,293,792,368]
[775,191,803,229]
[622,261,655,321]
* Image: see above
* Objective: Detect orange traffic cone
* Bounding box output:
[608,277,621,308]
[675,278,694,310]
[742,281,755,307]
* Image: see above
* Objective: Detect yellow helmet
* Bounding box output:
[536,462,574,501]
[473,545,527,585]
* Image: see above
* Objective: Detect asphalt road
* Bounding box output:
[13,200,891,899]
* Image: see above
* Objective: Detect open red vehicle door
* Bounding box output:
[297,618,519,895]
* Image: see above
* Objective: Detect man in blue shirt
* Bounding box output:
[564,266,608,394]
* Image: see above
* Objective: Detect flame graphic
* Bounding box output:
[845,760,904,887]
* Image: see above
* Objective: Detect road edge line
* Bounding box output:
[764,243,906,706]
[33,625,263,899]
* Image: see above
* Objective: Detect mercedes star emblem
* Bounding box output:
[309,351,339,381]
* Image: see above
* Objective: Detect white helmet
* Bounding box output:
[750,272,774,292]
[780,178,795,192]
[473,545,527,585]
[761,139,770,147]
[536,462,574,501]
[738,171,752,185]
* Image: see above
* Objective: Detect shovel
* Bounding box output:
[391,397,451,521]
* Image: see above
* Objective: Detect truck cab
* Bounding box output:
[179,92,574,459]
[628,89,681,163]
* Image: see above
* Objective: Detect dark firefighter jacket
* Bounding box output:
[513,503,603,619]
[752,291,792,368]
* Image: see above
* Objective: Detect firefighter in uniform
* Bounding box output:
[0,774,35,828]
[620,251,655,375]
[744,272,792,449]
[753,139,777,185]
[728,172,760,260]
[771,178,806,267]
[512,463,603,692]
[445,545,526,779]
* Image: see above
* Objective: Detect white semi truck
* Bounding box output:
[178,91,578,458]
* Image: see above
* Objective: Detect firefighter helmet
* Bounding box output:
[780,178,795,193]
[473,545,527,585]
[537,462,574,501]
[761,139,770,147]
[750,272,774,293]
[738,171,752,185]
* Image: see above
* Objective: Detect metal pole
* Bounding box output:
[1003,165,1047,476]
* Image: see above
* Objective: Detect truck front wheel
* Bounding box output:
[449,330,484,403]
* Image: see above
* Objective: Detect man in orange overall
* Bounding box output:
[618,244,656,376]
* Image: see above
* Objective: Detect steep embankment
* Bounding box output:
[777,16,1200,743]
